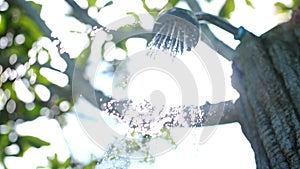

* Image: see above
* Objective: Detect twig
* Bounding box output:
[186,0,236,60]
[65,0,102,27]
[64,0,153,42]
[186,0,202,12]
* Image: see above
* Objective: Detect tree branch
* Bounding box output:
[186,0,202,12]
[65,0,102,27]
[199,101,238,126]
[186,0,236,60]
[12,0,74,76]
[96,99,239,127]
[64,0,153,42]
[13,0,51,36]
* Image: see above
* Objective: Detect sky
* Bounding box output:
[3,0,291,168]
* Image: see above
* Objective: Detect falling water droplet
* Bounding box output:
[149,21,197,57]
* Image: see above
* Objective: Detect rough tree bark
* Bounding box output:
[232,7,300,169]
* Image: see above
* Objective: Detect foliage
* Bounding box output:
[0,0,73,168]
[17,136,50,156]
[219,0,254,19]
[245,0,254,8]
[275,0,300,13]
[141,0,180,17]
[219,0,235,19]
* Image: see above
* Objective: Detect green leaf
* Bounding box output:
[161,0,180,11]
[141,0,163,16]
[17,136,50,156]
[29,1,42,13]
[23,102,43,121]
[274,2,292,13]
[90,0,112,8]
[30,66,51,85]
[18,15,43,42]
[101,41,106,59]
[126,12,141,23]
[116,40,127,53]
[245,0,254,8]
[0,134,10,152]
[168,0,180,7]
[75,46,91,66]
[87,0,97,7]
[0,14,6,35]
[83,160,98,169]
[219,0,235,19]
[0,134,9,164]
[62,157,72,168]
[103,1,113,8]
[47,153,60,168]
[293,0,300,7]
[46,154,73,168]
[141,0,156,15]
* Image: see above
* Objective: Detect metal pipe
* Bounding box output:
[195,12,247,40]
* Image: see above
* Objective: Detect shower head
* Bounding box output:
[152,8,200,55]
[151,8,247,56]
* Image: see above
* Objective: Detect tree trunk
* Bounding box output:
[232,8,300,169]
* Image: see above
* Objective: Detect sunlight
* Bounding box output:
[7,117,71,168]
[40,67,69,87]
[13,79,35,103]
[35,84,51,102]
[145,0,168,9]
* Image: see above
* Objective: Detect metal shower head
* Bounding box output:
[151,8,247,57]
[152,8,200,55]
